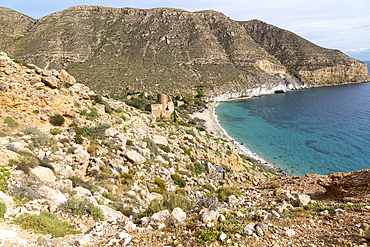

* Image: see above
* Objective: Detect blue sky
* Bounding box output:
[2,0,369,61]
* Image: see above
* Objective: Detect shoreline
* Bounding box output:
[191,102,284,176]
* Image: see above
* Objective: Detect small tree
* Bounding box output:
[49,114,65,126]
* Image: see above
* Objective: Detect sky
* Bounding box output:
[1,0,370,61]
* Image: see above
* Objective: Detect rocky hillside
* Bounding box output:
[0,52,370,246]
[242,20,369,85]
[0,6,369,100]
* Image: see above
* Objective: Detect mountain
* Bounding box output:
[0,6,369,99]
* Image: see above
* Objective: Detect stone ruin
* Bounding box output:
[151,93,174,119]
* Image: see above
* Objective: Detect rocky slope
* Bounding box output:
[0,6,368,100]
[0,53,370,247]
[242,20,370,85]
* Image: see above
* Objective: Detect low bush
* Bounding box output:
[143,138,158,154]
[171,173,186,188]
[23,126,51,147]
[49,114,65,126]
[4,116,18,127]
[154,177,166,194]
[189,162,205,176]
[80,107,99,120]
[158,144,171,153]
[15,211,77,237]
[270,181,280,189]
[68,176,98,193]
[74,134,83,144]
[186,129,196,137]
[60,198,104,221]
[202,183,215,193]
[50,128,62,135]
[102,192,117,201]
[141,192,193,217]
[216,186,243,202]
[0,202,6,218]
[81,124,111,140]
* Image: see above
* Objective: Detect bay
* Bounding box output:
[216,79,370,176]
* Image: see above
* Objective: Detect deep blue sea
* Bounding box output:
[216,63,370,176]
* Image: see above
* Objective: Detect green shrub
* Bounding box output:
[4,116,18,127]
[102,192,117,201]
[126,139,133,146]
[49,114,65,126]
[202,183,215,193]
[50,128,62,135]
[189,162,205,176]
[0,202,6,218]
[74,134,83,144]
[185,129,196,137]
[216,186,243,202]
[154,177,166,193]
[0,165,11,192]
[141,192,193,217]
[80,107,99,120]
[158,144,171,153]
[171,173,186,188]
[197,126,206,132]
[81,124,110,140]
[15,151,54,174]
[60,198,104,221]
[270,181,280,189]
[15,211,77,237]
[23,126,50,147]
[89,94,112,113]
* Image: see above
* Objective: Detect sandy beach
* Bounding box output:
[191,102,281,174]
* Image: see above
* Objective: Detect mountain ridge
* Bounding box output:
[0,6,369,99]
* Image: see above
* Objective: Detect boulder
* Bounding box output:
[365,227,370,240]
[295,193,311,207]
[0,82,9,92]
[41,76,58,89]
[74,149,90,164]
[125,150,146,164]
[205,162,216,174]
[285,228,296,237]
[36,186,66,206]
[58,69,76,86]
[98,205,125,219]
[0,56,7,67]
[123,221,137,232]
[150,209,170,223]
[152,135,168,146]
[56,179,73,191]
[29,166,55,184]
[201,210,220,223]
[105,127,119,137]
[0,230,28,246]
[147,192,163,202]
[7,142,25,152]
[168,207,186,225]
[227,195,238,206]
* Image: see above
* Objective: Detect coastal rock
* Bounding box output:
[41,76,58,89]
[29,166,55,184]
[58,69,76,86]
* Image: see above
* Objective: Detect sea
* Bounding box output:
[216,61,370,176]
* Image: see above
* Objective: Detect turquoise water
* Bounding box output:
[216,80,370,176]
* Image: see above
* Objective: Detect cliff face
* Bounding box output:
[242,20,370,86]
[0,6,369,99]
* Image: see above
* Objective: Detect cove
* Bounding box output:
[216,82,370,176]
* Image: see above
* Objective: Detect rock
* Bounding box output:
[73,186,92,201]
[365,228,370,240]
[296,193,311,207]
[0,82,9,92]
[58,69,76,86]
[152,135,168,146]
[124,221,137,232]
[285,228,296,237]
[126,190,136,197]
[202,210,220,223]
[76,235,92,246]
[168,207,186,225]
[41,76,58,89]
[150,210,170,223]
[125,150,146,164]
[0,191,14,213]
[98,205,125,219]
[205,162,216,174]
[219,232,227,241]
[147,192,163,202]
[7,142,25,152]
[0,229,28,246]
[256,222,269,234]
[360,223,369,232]
[228,195,238,206]
[36,186,67,206]
[56,179,73,191]
[29,166,55,184]
[105,127,119,137]
[74,149,90,164]
[256,226,264,237]
[0,57,7,67]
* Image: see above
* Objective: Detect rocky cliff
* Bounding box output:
[242,20,370,86]
[0,6,368,100]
